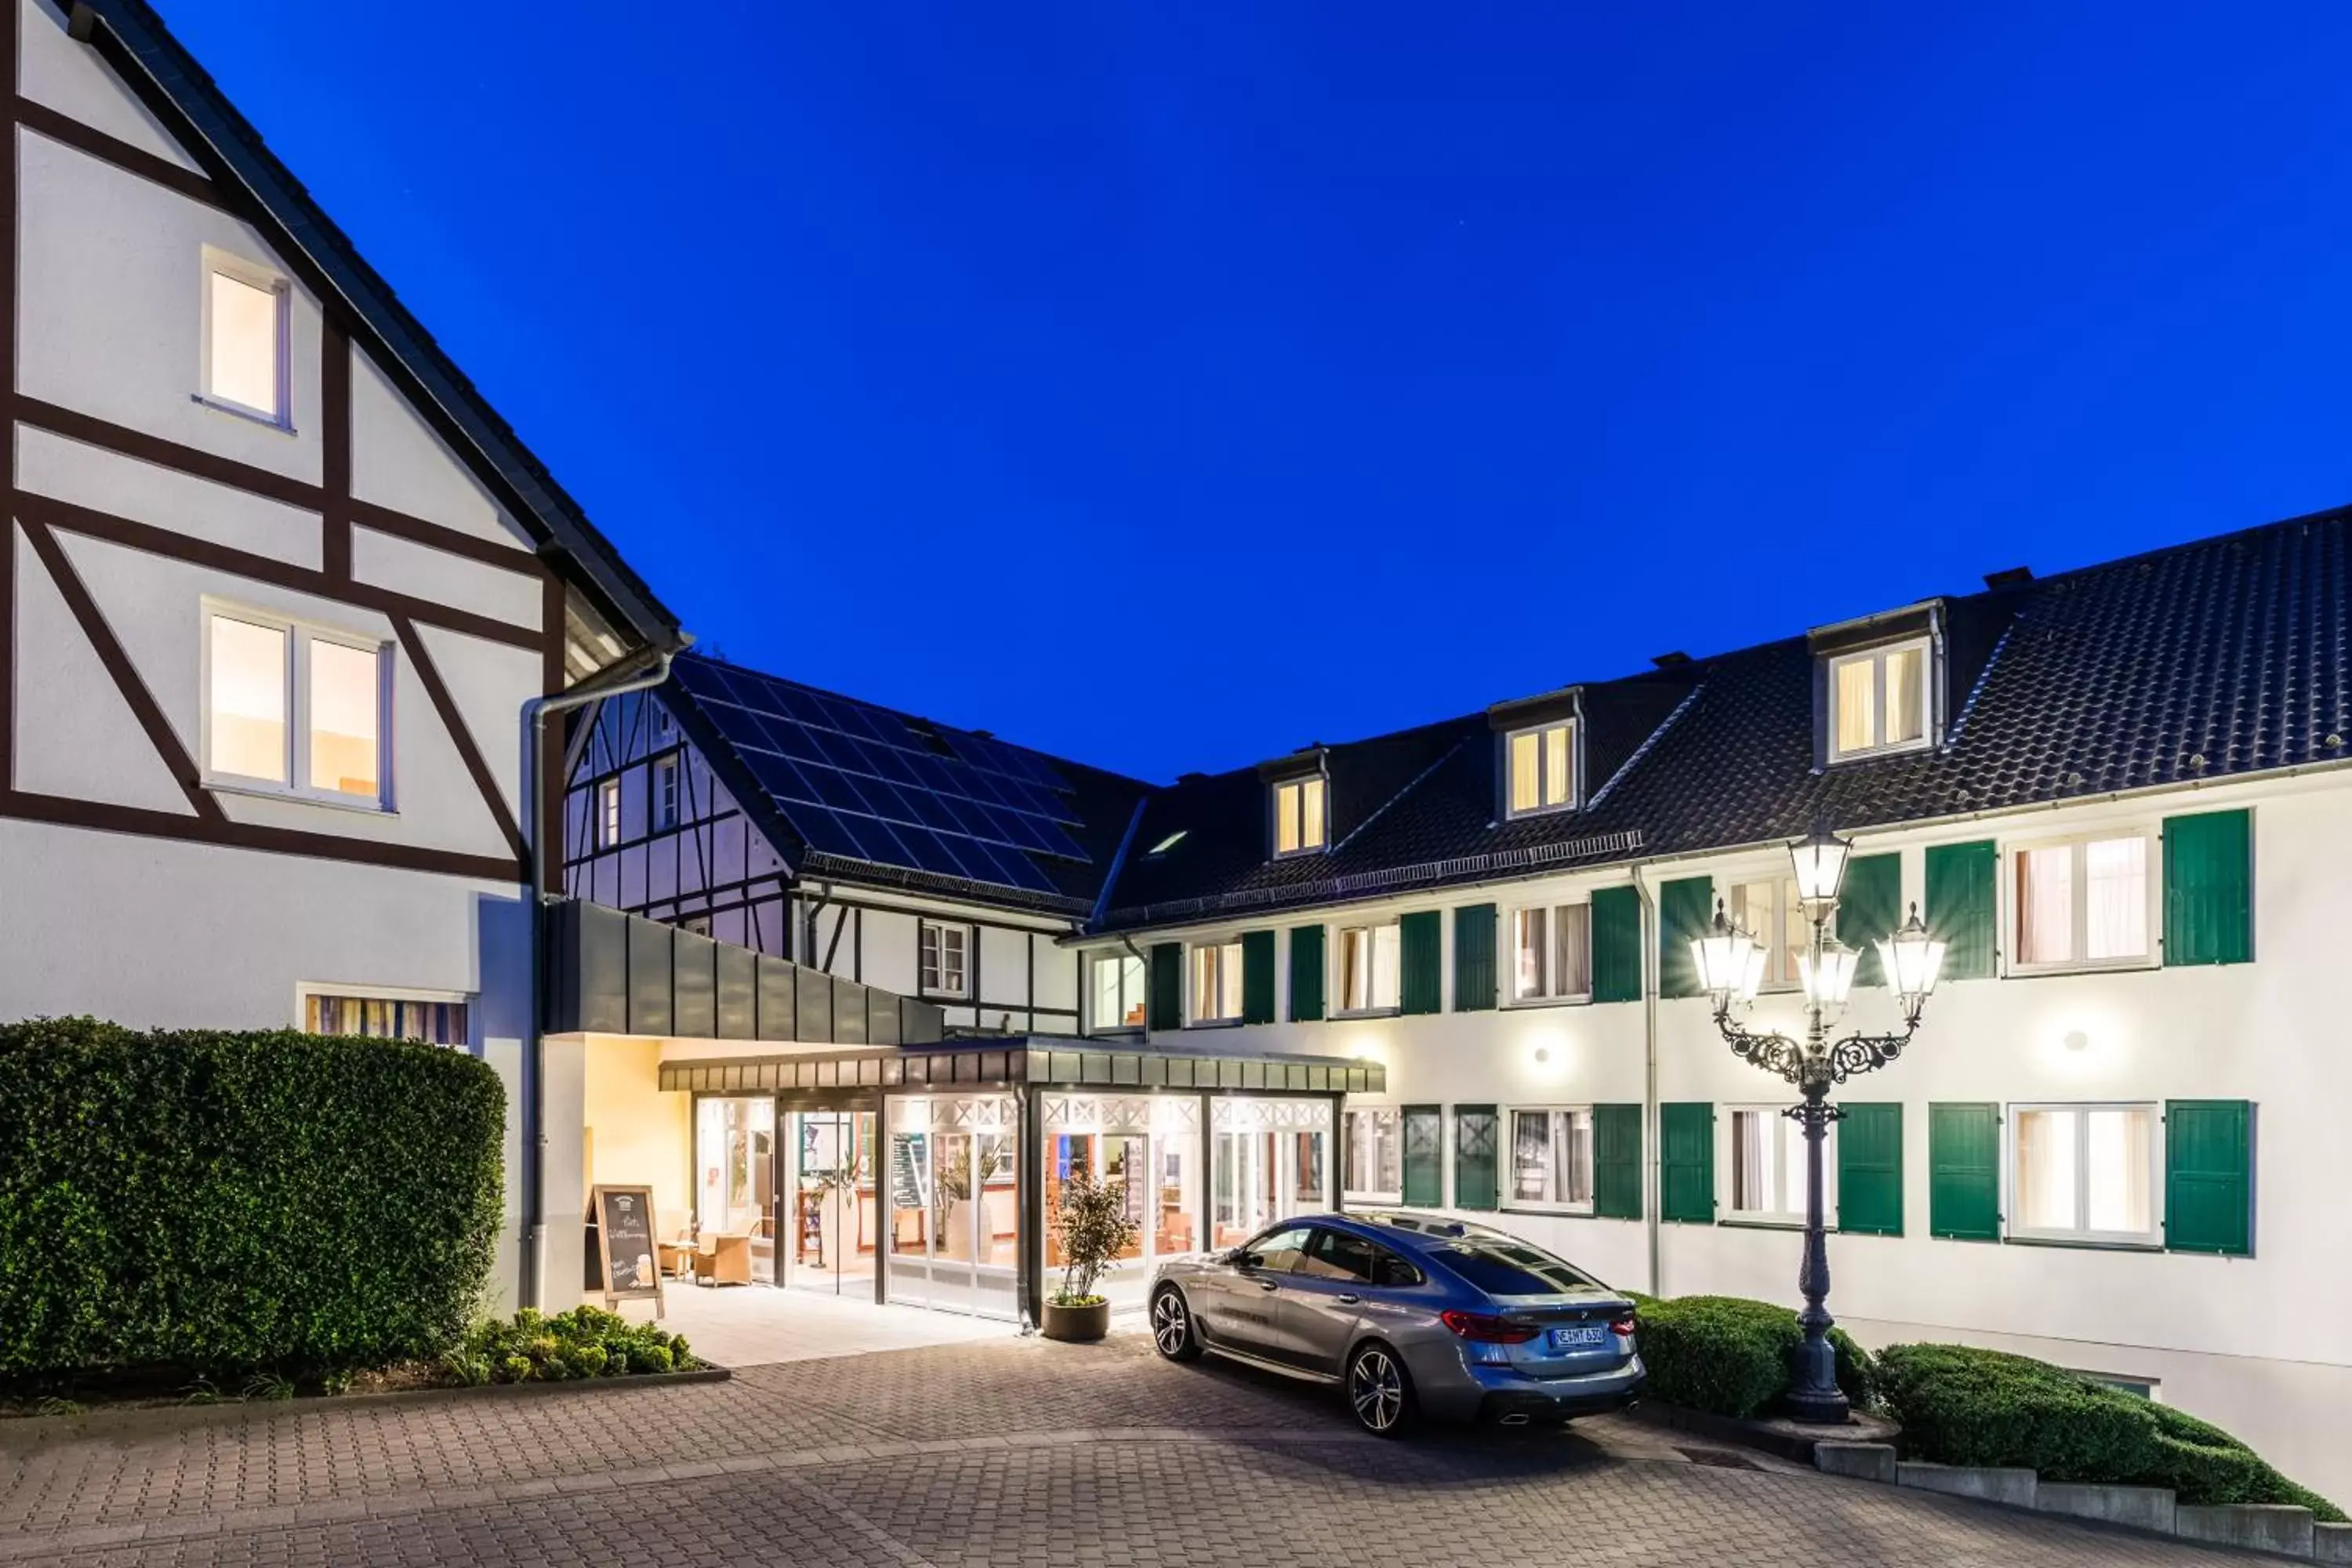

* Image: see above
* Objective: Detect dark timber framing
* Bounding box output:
[0,8,675,886]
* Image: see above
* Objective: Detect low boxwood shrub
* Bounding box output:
[1878,1344,2343,1522]
[0,1017,505,1384]
[1635,1294,1875,1419]
[456,1306,695,1384]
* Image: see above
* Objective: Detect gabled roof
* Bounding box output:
[1093,506,2352,931]
[662,652,1153,919]
[75,0,684,657]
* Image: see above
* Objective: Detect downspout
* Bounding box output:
[517,645,674,1309]
[1633,866,1661,1298]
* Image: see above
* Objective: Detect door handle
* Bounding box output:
[1257,1278,1280,1292]
[1337,1294,1361,1305]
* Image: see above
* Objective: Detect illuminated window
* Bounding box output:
[201,248,290,425]
[2012,1104,2158,1245]
[1505,720,1575,816]
[1729,876,1807,989]
[1344,1108,1402,1201]
[1827,638,1931,760]
[304,991,468,1047]
[1272,775,1325,856]
[1189,939,1243,1023]
[1336,920,1400,1013]
[1511,902,1591,1001]
[1089,953,1148,1032]
[919,920,971,998]
[2013,833,2153,971]
[1509,1107,1594,1210]
[204,606,386,805]
[597,779,622,848]
[1729,1105,1811,1224]
[652,754,681,832]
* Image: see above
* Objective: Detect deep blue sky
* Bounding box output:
[174,2,2352,781]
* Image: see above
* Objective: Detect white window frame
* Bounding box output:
[918,920,972,1000]
[651,753,681,833]
[1272,775,1327,858]
[2006,1101,2163,1247]
[1507,899,1593,1005]
[597,778,623,848]
[198,245,293,430]
[1724,1104,1820,1227]
[294,982,474,1049]
[1504,719,1577,818]
[199,599,393,811]
[1825,635,1934,762]
[1342,1106,1403,1204]
[1333,919,1402,1016]
[1188,938,1244,1025]
[2005,827,2161,977]
[1725,871,1807,992]
[1505,1104,1596,1214]
[1087,951,1149,1034]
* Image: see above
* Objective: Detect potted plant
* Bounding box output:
[1041,1170,1138,1342]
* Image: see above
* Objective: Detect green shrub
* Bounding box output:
[460,1305,693,1384]
[0,1017,505,1382]
[1635,1294,1875,1419]
[1879,1344,2343,1522]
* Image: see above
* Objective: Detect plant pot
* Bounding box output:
[1040,1297,1109,1343]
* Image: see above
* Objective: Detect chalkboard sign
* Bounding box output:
[888,1132,926,1212]
[588,1185,665,1315]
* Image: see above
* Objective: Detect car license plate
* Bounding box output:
[1548,1324,1607,1351]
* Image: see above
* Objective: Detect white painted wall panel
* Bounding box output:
[861,908,920,996]
[16,426,323,566]
[348,346,533,550]
[978,924,1030,1011]
[19,0,202,172]
[17,132,323,483]
[353,526,541,629]
[412,622,535,826]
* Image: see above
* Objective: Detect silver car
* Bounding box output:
[1147,1211,1645,1436]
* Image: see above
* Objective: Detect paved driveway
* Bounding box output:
[0,1334,2271,1566]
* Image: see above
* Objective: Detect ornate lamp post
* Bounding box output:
[1690,825,1947,1424]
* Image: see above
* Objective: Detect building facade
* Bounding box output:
[2,0,688,1307]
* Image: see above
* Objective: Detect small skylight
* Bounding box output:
[1148,830,1187,856]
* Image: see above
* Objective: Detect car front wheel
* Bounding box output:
[1345,1341,1414,1437]
[1151,1284,1203,1363]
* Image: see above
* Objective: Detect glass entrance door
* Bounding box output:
[695,1095,777,1283]
[1213,1097,1333,1250]
[1040,1095,1201,1312]
[885,1095,1021,1319]
[783,1110,876,1297]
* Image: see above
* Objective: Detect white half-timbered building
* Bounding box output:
[2,0,689,1306]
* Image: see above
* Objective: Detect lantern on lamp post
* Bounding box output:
[1691,825,1945,1425]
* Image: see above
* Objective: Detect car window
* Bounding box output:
[1294,1228,1379,1283]
[1241,1225,1314,1274]
[1433,1238,1602,1296]
[1371,1250,1425,1288]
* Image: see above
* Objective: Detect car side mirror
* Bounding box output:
[1232,1250,1262,1270]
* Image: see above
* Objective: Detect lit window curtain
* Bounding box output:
[1512,1111,1548,1202]
[1372,925,1401,1008]
[2086,1108,2151,1233]
[1564,1111,1594,1204]
[1555,905,1591,996]
[1276,786,1300,854]
[1218,945,1243,1019]
[1734,1111,1766,1210]
[1515,908,1546,998]
[1091,960,1119,1029]
[1544,725,1571,805]
[1301,777,1326,848]
[1835,658,1876,752]
[2085,838,2147,960]
[2019,847,2074,964]
[1340,930,1366,1011]
[1509,732,1540,812]
[1377,1112,1400,1192]
[2017,1109,2078,1230]
[1885,645,1925,744]
[1191,951,1214,1020]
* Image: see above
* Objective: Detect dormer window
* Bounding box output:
[1272,775,1327,856]
[1827,637,1932,761]
[1505,720,1576,817]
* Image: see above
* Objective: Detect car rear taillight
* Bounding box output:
[1609,1312,1638,1338]
[1439,1310,1541,1344]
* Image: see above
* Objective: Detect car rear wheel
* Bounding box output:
[1345,1341,1414,1437]
[1150,1285,1203,1363]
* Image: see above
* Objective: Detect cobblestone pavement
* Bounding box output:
[0,1334,2271,1566]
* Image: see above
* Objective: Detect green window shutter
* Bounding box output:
[1836,1102,1904,1236]
[1924,840,1998,981]
[1239,931,1276,1024]
[1592,1104,1642,1220]
[1928,1103,2000,1240]
[1590,885,1643,1004]
[2164,809,2253,967]
[1146,942,1183,1032]
[1838,853,1902,987]
[1401,1105,1443,1207]
[1288,924,1326,1022]
[1659,1102,1714,1223]
[1657,877,1713,1000]
[2165,1100,2252,1256]
[1454,1106,1498,1211]
[1399,911,1443,1014]
[1453,904,1497,1012]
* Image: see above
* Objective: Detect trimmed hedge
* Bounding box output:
[1878,1344,2343,1522]
[1632,1294,1875,1419]
[0,1017,505,1381]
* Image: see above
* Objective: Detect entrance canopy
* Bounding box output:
[656,1037,1387,1097]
